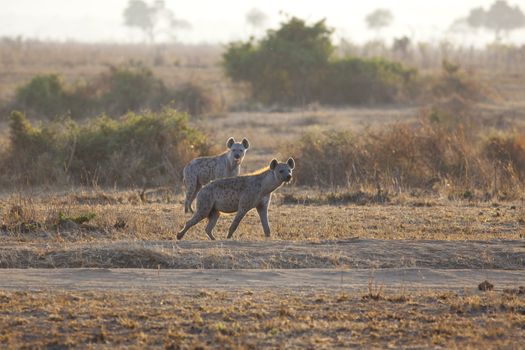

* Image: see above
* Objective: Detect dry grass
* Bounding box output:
[1,189,524,243]
[0,288,523,349]
[0,189,523,268]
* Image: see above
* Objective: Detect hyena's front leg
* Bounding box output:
[227,208,249,239]
[256,202,270,237]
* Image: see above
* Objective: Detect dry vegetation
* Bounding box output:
[0,288,524,349]
[0,39,227,103]
[0,190,524,269]
[1,37,525,349]
[1,190,524,243]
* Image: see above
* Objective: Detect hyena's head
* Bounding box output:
[226,137,250,166]
[269,158,295,183]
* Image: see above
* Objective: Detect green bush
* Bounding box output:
[97,64,172,116]
[321,57,417,104]
[222,17,418,106]
[223,17,333,105]
[172,82,217,116]
[1,109,210,187]
[15,74,68,118]
[6,111,74,183]
[9,64,217,120]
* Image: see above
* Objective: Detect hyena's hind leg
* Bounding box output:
[177,199,213,240]
[183,174,200,214]
[205,209,220,240]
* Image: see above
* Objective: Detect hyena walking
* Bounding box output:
[177,158,295,240]
[183,137,250,213]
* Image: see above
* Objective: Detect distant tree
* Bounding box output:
[466,0,525,41]
[246,7,268,33]
[123,0,190,43]
[365,9,394,35]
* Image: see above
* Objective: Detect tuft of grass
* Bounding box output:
[57,212,95,225]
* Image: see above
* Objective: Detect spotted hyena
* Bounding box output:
[177,158,295,240]
[183,137,250,213]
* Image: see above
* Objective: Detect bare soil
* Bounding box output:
[0,267,524,292]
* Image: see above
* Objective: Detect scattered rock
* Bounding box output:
[114,219,127,230]
[478,280,494,291]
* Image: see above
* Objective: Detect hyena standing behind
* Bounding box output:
[177,158,295,240]
[183,137,250,213]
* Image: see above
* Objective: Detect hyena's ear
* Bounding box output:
[269,159,278,170]
[242,138,250,150]
[287,157,295,169]
[226,137,235,149]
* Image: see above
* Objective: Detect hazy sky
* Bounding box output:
[1,0,525,45]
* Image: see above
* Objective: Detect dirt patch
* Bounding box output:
[0,268,524,291]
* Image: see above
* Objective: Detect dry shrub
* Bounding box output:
[430,60,491,102]
[483,132,525,186]
[290,117,525,197]
[172,82,217,116]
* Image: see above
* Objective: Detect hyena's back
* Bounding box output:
[196,176,250,214]
[183,156,229,186]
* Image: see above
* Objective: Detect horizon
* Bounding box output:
[1,0,525,46]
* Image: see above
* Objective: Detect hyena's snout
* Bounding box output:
[285,174,292,182]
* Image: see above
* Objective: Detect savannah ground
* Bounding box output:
[1,187,524,348]
[1,41,525,348]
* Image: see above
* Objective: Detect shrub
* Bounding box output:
[321,57,417,104]
[222,17,418,106]
[9,64,218,120]
[223,17,334,105]
[6,111,75,184]
[97,64,173,116]
[289,119,525,197]
[432,60,488,101]
[483,132,525,184]
[1,109,210,187]
[14,74,68,118]
[290,130,361,187]
[173,82,216,116]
